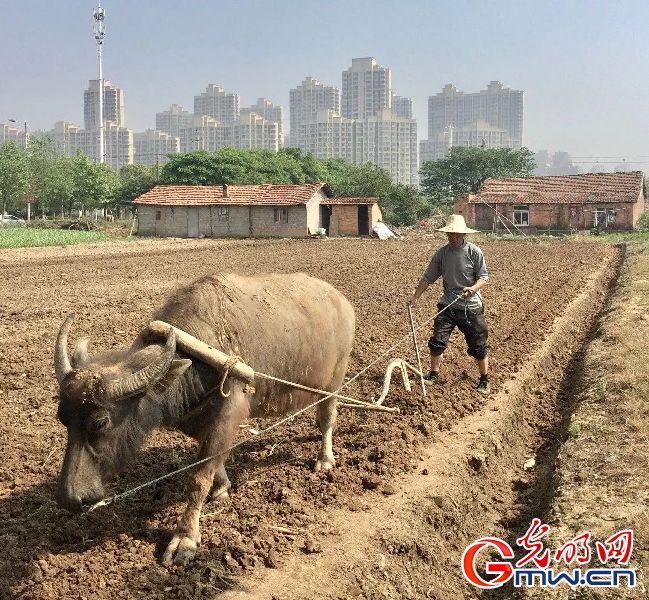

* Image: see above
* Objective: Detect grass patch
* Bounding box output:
[0,227,117,249]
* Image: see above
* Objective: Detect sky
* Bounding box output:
[2,0,648,170]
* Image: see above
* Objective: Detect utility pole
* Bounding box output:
[93,2,106,164]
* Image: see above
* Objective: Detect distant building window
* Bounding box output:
[155,209,162,221]
[274,207,289,223]
[217,207,229,222]
[513,205,529,227]
[594,208,616,228]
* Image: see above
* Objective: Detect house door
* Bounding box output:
[187,208,199,238]
[321,205,331,233]
[358,205,369,235]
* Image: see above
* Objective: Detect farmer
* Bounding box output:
[408,214,490,395]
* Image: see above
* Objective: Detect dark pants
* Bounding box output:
[428,304,489,360]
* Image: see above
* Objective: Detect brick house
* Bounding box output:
[133,184,382,238]
[455,171,646,232]
[322,197,382,236]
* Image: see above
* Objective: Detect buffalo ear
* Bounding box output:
[72,337,91,368]
[167,358,192,378]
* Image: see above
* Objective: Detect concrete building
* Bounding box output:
[391,94,413,119]
[77,122,133,170]
[288,60,418,185]
[179,115,220,152]
[341,57,391,120]
[288,77,340,147]
[420,120,512,163]
[0,122,26,146]
[420,81,523,166]
[156,104,194,139]
[244,98,284,145]
[220,111,279,152]
[133,129,180,167]
[84,79,125,129]
[45,120,132,170]
[299,109,356,161]
[48,121,82,155]
[358,109,418,186]
[194,84,240,124]
[456,171,645,232]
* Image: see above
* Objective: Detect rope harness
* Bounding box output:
[87,295,464,512]
[219,355,244,398]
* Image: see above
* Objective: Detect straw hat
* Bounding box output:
[435,214,477,234]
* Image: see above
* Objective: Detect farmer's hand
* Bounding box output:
[462,287,475,298]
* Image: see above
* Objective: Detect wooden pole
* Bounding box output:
[407,304,427,397]
[147,320,256,383]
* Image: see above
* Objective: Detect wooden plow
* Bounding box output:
[146,321,426,416]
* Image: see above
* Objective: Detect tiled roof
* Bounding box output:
[133,183,332,206]
[471,171,644,205]
[325,197,379,205]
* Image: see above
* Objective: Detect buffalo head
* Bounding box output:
[54,315,191,512]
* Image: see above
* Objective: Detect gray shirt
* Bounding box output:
[423,241,489,310]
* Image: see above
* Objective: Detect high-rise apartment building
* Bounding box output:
[244,98,284,144]
[420,81,524,164]
[218,111,279,152]
[391,94,413,119]
[0,122,26,146]
[194,84,240,124]
[84,79,125,129]
[156,104,194,139]
[299,109,356,161]
[287,59,417,184]
[133,130,180,167]
[179,115,220,152]
[341,57,391,120]
[358,109,418,185]
[46,120,133,171]
[288,77,340,147]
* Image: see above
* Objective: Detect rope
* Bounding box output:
[219,355,243,398]
[87,295,463,512]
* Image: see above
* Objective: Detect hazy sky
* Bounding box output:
[2,0,648,169]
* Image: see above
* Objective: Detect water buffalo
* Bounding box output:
[54,273,355,565]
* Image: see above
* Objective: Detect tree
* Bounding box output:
[383,184,430,226]
[419,146,536,207]
[28,137,74,217]
[70,151,118,215]
[0,141,28,217]
[113,164,157,212]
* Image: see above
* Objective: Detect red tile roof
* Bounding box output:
[470,171,644,205]
[325,197,379,205]
[133,183,332,206]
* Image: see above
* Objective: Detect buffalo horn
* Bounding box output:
[106,329,177,400]
[54,314,75,384]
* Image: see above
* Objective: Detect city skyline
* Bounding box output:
[2,1,649,170]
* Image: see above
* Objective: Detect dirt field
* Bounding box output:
[0,236,620,599]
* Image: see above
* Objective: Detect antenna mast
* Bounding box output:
[93,2,106,163]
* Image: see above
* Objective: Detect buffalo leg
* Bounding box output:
[314,395,337,471]
[162,385,249,565]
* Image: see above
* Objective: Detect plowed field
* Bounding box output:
[0,237,616,599]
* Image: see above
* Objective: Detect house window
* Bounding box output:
[274,207,289,223]
[217,207,229,222]
[593,208,616,228]
[513,205,529,227]
[155,209,162,221]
